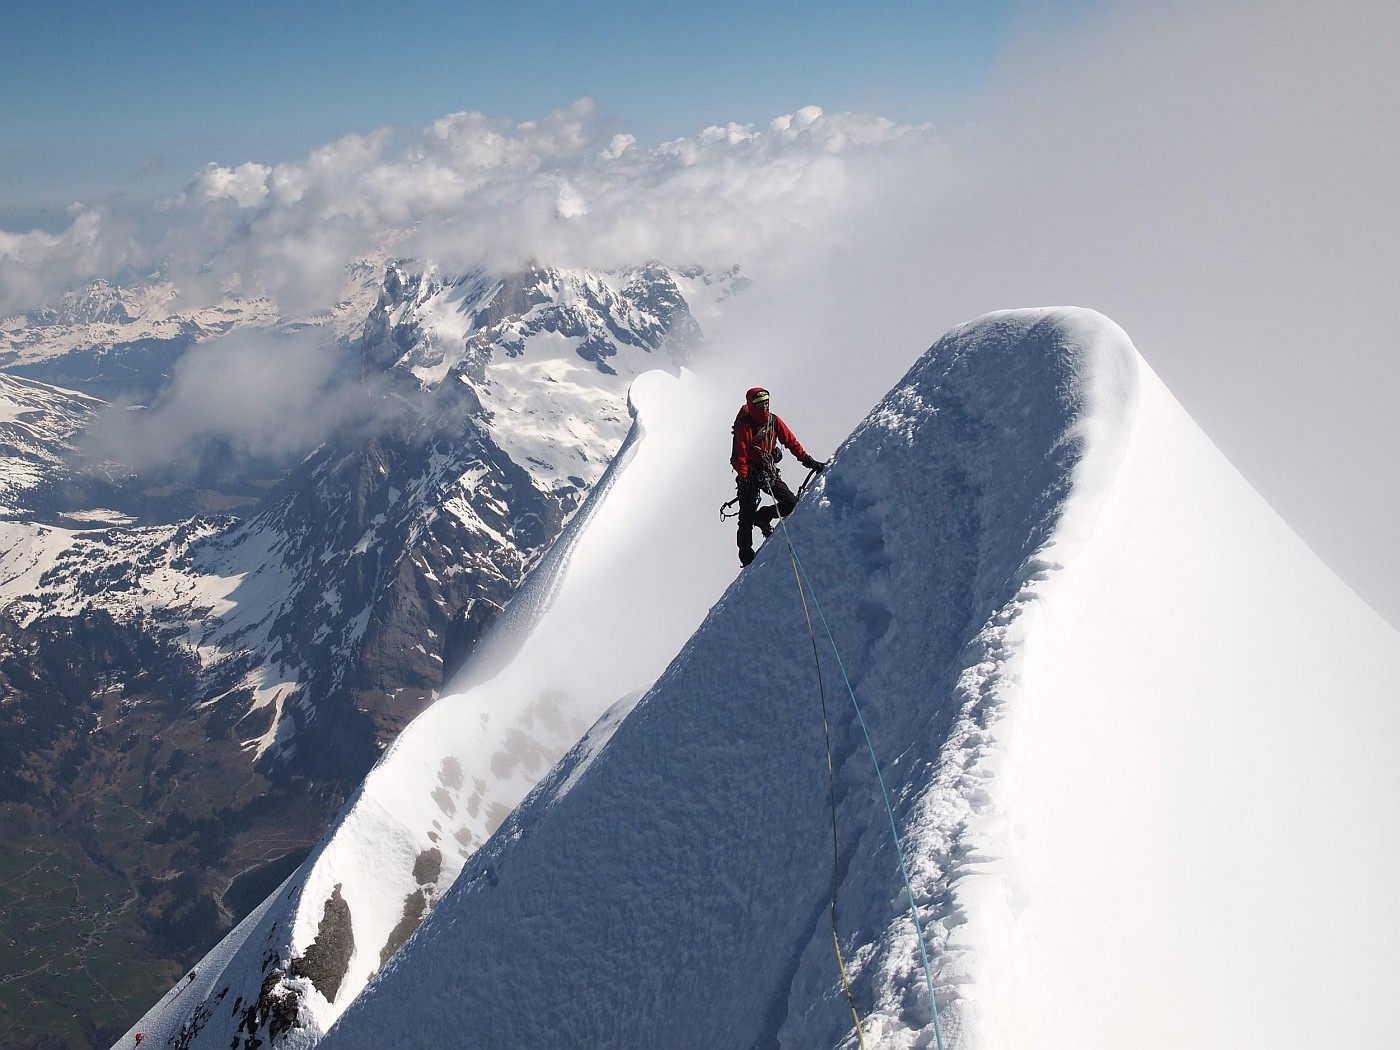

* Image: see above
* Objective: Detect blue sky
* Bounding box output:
[2,0,1034,227]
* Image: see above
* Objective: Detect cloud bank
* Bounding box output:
[698,0,1400,626]
[0,100,925,319]
[82,328,373,477]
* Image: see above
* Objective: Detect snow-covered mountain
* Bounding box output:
[111,366,736,1047]
[2,262,735,770]
[123,308,1400,1049]
[0,372,108,519]
[0,260,740,1045]
[0,273,372,400]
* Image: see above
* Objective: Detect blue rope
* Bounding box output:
[785,543,870,1048]
[776,523,948,1050]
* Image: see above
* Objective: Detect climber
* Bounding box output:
[730,386,825,566]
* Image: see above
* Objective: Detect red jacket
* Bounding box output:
[731,404,809,481]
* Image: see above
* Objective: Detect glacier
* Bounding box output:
[123,307,1400,1049]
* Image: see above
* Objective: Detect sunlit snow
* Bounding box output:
[123,309,1400,1050]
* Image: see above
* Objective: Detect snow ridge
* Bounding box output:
[317,308,1141,1049]
[113,365,729,1050]
[113,304,1400,1050]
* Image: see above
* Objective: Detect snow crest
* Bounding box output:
[132,305,1400,1049]
[318,308,1142,1048]
[114,366,739,1049]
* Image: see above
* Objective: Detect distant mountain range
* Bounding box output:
[0,260,744,1049]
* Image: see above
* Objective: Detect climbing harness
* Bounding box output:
[721,392,792,523]
[768,483,949,1050]
[719,465,819,523]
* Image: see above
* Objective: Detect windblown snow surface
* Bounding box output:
[310,307,1400,1050]
[123,307,1400,1049]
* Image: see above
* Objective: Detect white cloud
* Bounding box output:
[83,328,371,474]
[0,206,140,317]
[191,161,273,206]
[1,99,922,318]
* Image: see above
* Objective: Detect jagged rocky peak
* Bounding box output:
[361,260,743,386]
[28,278,139,327]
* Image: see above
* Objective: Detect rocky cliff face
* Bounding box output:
[0,260,740,1048]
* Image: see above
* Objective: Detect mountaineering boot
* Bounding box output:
[739,547,756,567]
[758,505,778,537]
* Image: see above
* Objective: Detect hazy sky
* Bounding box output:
[3,0,1398,628]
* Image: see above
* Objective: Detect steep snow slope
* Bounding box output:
[312,308,1400,1049]
[114,368,739,1048]
[958,354,1400,1048]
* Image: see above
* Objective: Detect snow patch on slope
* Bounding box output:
[0,373,105,515]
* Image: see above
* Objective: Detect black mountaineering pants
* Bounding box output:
[737,471,798,560]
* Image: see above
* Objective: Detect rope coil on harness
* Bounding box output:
[763,470,948,1050]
